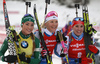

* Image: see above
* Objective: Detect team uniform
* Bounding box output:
[62,31,98,64]
[34,28,60,64]
[59,17,99,64]
[0,31,41,64]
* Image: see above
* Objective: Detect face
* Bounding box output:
[22,21,34,35]
[72,24,84,36]
[45,19,58,33]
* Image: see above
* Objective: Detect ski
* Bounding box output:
[3,0,16,64]
[82,5,97,64]
[33,4,53,64]
[3,0,25,64]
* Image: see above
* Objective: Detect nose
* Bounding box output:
[28,25,31,29]
[54,22,57,26]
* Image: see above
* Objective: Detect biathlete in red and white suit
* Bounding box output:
[56,17,99,64]
[34,11,68,64]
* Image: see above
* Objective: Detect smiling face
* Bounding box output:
[45,19,58,33]
[22,21,34,35]
[72,24,84,36]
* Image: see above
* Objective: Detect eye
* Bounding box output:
[56,21,58,23]
[80,25,84,28]
[50,21,53,23]
[26,23,29,26]
[75,25,78,27]
[31,23,34,26]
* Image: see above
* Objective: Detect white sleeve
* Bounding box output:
[92,36,96,45]
[34,30,40,39]
[56,43,62,55]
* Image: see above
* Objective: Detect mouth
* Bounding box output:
[77,31,81,33]
[51,26,57,29]
[26,29,32,32]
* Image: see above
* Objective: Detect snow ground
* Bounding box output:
[0,0,100,64]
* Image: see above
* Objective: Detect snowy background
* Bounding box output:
[0,0,100,28]
[0,0,100,64]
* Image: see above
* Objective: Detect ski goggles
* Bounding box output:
[72,17,84,27]
[24,14,34,18]
[46,11,58,18]
[73,17,84,22]
[45,11,58,23]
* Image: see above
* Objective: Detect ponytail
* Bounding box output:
[30,32,35,52]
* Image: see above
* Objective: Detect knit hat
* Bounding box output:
[72,17,84,27]
[21,14,34,26]
[45,11,58,23]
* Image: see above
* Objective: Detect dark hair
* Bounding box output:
[30,32,35,52]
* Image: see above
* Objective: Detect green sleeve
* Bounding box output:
[0,38,8,61]
[0,38,8,56]
[29,37,41,64]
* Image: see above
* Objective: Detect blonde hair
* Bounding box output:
[41,21,46,28]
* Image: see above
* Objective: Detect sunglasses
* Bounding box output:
[46,11,58,17]
[24,14,33,18]
[74,17,84,21]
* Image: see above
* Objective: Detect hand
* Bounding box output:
[41,49,47,57]
[18,52,30,63]
[60,47,68,57]
[81,57,92,64]
[63,47,68,54]
[87,24,97,35]
[62,33,67,41]
[3,55,17,63]
[56,43,68,57]
[88,45,99,54]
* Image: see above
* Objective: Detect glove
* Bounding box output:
[56,31,67,43]
[18,52,30,63]
[60,47,68,57]
[3,55,17,63]
[41,48,47,57]
[80,57,92,64]
[57,43,68,57]
[88,45,99,54]
[62,33,67,41]
[87,24,97,35]
[63,47,68,54]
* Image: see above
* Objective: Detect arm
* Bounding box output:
[29,37,41,64]
[88,37,99,55]
[0,38,8,61]
[54,43,61,57]
[54,33,69,57]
